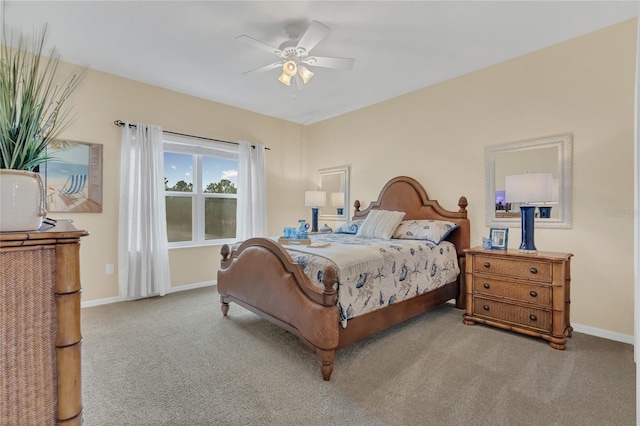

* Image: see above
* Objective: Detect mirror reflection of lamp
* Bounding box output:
[538,178,559,218]
[505,172,553,252]
[330,192,345,215]
[305,190,326,232]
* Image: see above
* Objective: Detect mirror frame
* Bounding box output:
[485,133,573,229]
[318,165,350,222]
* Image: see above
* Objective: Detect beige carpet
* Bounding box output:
[81,286,635,425]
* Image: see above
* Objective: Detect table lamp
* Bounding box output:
[505,172,552,252]
[538,178,559,219]
[330,192,345,215]
[304,190,326,232]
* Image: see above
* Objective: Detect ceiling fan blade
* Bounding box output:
[243,62,283,75]
[296,20,330,53]
[236,35,282,55]
[305,56,355,71]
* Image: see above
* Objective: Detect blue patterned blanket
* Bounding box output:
[280,234,460,327]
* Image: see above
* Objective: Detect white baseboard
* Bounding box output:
[81,290,634,345]
[81,281,216,308]
[571,323,634,345]
[444,299,633,345]
[168,280,216,293]
[81,295,124,308]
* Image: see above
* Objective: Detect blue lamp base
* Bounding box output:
[311,208,319,233]
[538,206,552,219]
[519,205,537,252]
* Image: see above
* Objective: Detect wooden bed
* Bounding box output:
[217,176,470,380]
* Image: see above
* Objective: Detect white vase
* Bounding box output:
[0,170,47,232]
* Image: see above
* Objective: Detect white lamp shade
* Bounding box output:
[305,190,326,207]
[299,66,314,84]
[505,172,553,203]
[283,60,297,77]
[330,192,344,207]
[278,72,292,86]
[550,178,559,203]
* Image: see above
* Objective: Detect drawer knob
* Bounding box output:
[483,305,490,311]
[529,314,537,321]
[530,290,538,297]
[483,262,491,268]
[530,267,538,274]
[483,283,490,289]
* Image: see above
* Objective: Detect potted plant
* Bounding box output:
[0,27,84,231]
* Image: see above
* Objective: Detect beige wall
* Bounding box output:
[56,18,635,337]
[52,67,308,301]
[303,19,637,336]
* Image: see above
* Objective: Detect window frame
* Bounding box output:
[163,135,239,248]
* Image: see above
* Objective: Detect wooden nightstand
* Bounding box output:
[463,247,573,349]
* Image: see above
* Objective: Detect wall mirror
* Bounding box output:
[486,133,572,229]
[318,165,350,222]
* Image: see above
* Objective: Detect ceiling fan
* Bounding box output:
[237,20,355,87]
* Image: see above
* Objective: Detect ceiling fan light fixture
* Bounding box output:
[298,66,314,84]
[278,72,292,86]
[283,60,297,77]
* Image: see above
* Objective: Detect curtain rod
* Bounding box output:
[113,120,270,150]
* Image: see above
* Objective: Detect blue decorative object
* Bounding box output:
[304,190,326,233]
[283,227,295,238]
[297,219,310,239]
[519,205,537,252]
[310,208,319,233]
[538,206,552,218]
[319,223,333,233]
[482,237,493,249]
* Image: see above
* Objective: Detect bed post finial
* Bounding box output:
[354,200,361,213]
[321,265,338,305]
[458,196,468,213]
[221,244,231,261]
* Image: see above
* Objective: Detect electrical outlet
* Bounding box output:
[105,263,115,275]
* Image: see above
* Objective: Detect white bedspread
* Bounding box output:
[277,240,384,283]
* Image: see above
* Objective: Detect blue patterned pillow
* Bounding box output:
[392,220,459,244]
[333,219,364,234]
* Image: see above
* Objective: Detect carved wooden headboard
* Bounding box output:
[352,176,470,257]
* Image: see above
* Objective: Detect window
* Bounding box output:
[163,136,238,247]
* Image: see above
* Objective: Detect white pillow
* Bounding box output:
[392,220,459,244]
[356,210,405,240]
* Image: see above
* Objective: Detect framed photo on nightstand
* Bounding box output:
[489,227,509,249]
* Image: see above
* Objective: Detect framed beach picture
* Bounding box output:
[489,227,509,250]
[39,139,103,213]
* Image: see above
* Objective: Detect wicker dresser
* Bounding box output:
[1,221,88,425]
[463,247,573,349]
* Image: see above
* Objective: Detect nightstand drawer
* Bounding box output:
[472,255,552,283]
[472,277,551,307]
[473,297,552,332]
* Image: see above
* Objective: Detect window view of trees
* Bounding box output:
[204,179,237,194]
[163,150,238,244]
[166,179,193,192]
[165,178,236,194]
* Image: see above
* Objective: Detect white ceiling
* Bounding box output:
[2,1,638,125]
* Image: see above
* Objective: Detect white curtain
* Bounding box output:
[236,141,267,240]
[118,121,171,299]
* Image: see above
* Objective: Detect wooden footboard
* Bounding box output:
[217,238,340,380]
[218,176,470,381]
